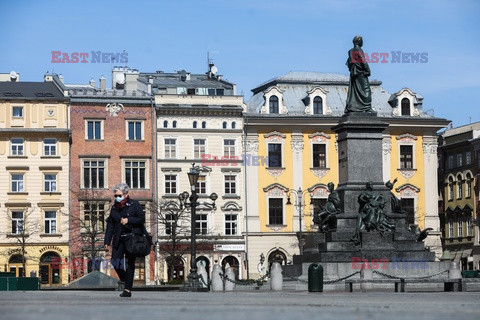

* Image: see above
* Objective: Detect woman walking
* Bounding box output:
[104,183,145,297]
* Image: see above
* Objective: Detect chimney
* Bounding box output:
[89,78,96,88]
[99,76,106,91]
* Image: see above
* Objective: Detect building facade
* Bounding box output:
[245,72,449,278]
[0,74,70,285]
[143,67,247,281]
[438,122,480,269]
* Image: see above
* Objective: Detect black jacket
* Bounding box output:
[104,198,145,249]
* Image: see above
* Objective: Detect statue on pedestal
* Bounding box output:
[345,35,374,113]
[313,182,341,233]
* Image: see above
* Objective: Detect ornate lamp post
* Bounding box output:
[179,163,217,292]
[286,188,313,256]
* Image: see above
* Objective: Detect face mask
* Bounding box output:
[115,196,124,203]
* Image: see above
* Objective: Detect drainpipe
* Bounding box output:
[243,114,249,279]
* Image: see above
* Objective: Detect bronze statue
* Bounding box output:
[313,182,341,233]
[385,178,403,214]
[345,36,374,113]
[351,182,396,245]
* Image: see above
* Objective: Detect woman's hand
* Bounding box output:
[121,218,128,225]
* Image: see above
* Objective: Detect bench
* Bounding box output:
[345,278,464,292]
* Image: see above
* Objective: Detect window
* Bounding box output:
[83,160,105,189]
[11,211,24,234]
[44,211,57,234]
[164,139,176,159]
[11,174,24,192]
[402,198,415,225]
[165,175,177,194]
[84,203,105,232]
[269,198,283,225]
[43,138,57,156]
[224,175,236,194]
[448,219,454,238]
[466,174,472,198]
[313,96,323,114]
[194,139,206,159]
[401,98,410,116]
[467,218,473,237]
[268,143,282,167]
[457,218,463,238]
[466,151,472,165]
[125,160,146,189]
[202,121,206,129]
[86,120,102,140]
[400,145,413,169]
[223,139,235,157]
[448,177,454,201]
[127,121,143,140]
[44,174,57,192]
[448,155,454,169]
[11,138,24,156]
[13,106,23,118]
[193,121,197,129]
[269,96,279,114]
[163,120,168,128]
[173,121,177,128]
[457,175,463,199]
[195,214,208,235]
[222,122,227,129]
[196,176,206,194]
[231,122,236,129]
[216,89,224,96]
[165,213,176,235]
[312,144,326,168]
[457,153,462,167]
[225,214,237,235]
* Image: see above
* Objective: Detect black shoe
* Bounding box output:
[119,290,131,297]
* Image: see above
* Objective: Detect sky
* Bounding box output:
[1,0,479,128]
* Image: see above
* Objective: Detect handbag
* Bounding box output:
[125,232,151,257]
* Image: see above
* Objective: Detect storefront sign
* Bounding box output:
[39,246,63,254]
[214,244,245,251]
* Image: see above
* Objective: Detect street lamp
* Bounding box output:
[286,187,313,256]
[179,163,217,292]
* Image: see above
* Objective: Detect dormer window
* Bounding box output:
[401,98,410,116]
[269,96,279,114]
[313,96,323,114]
[193,121,197,129]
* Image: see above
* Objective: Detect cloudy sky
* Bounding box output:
[1,0,479,127]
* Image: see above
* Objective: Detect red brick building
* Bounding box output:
[67,74,155,284]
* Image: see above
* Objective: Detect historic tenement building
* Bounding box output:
[438,122,480,270]
[66,68,155,284]
[0,73,70,285]
[245,72,449,278]
[139,66,246,281]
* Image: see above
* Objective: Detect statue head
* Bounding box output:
[353,35,363,47]
[327,182,335,192]
[385,180,393,190]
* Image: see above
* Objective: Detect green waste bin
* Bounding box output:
[308,263,323,292]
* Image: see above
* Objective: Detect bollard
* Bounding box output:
[270,262,283,291]
[360,267,373,291]
[448,261,462,280]
[197,264,208,288]
[224,267,236,291]
[308,263,323,292]
[211,264,224,292]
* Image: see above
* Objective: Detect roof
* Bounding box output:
[442,121,480,138]
[0,81,66,100]
[139,72,234,90]
[246,71,445,120]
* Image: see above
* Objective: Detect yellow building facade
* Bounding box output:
[244,73,449,278]
[0,76,70,285]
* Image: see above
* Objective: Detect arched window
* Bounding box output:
[221,255,240,279]
[401,98,410,116]
[202,121,206,129]
[466,173,472,198]
[313,96,323,114]
[193,121,197,129]
[457,174,463,199]
[172,121,177,128]
[269,95,279,114]
[231,122,236,129]
[448,176,454,201]
[222,121,227,129]
[163,120,168,128]
[267,249,287,271]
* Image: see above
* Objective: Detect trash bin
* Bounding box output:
[308,263,323,292]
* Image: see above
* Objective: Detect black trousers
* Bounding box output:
[111,236,137,290]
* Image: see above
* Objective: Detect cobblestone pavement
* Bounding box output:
[0,290,478,320]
